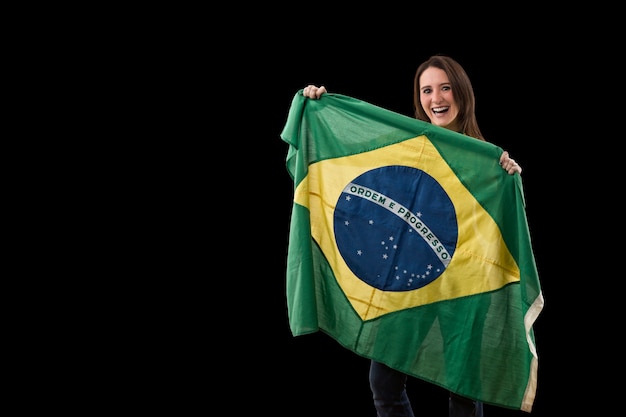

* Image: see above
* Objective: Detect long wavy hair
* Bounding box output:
[413,55,484,141]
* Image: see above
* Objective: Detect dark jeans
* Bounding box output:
[369,360,484,417]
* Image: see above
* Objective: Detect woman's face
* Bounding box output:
[419,67,460,132]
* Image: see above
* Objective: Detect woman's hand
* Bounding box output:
[500,151,522,175]
[303,85,327,99]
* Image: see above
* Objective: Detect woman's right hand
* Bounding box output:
[303,85,327,99]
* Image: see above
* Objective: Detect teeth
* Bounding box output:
[433,107,447,112]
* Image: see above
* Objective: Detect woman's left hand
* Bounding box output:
[500,151,522,175]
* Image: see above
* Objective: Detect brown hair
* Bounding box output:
[413,55,484,141]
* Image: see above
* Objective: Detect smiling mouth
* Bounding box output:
[432,107,449,114]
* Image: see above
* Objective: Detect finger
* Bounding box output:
[303,85,316,98]
[316,86,327,98]
[499,151,510,165]
[507,161,522,175]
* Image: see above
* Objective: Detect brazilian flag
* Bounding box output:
[281,91,543,412]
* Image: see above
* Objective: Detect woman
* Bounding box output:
[302,55,522,417]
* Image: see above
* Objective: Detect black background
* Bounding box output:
[94,14,613,415]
